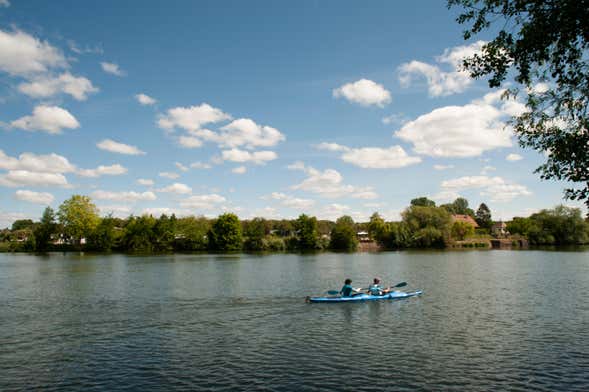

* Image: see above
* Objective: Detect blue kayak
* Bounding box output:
[307,290,423,303]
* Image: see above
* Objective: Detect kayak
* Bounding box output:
[307,290,423,303]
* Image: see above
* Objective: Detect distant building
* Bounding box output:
[451,214,479,228]
[492,221,508,236]
[357,231,371,242]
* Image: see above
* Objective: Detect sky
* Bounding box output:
[0,0,585,228]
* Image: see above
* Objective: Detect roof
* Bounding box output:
[451,214,479,228]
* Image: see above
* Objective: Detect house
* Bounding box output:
[451,214,479,228]
[357,231,371,242]
[492,221,508,236]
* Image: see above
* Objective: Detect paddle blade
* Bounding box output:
[393,282,407,288]
[326,290,340,295]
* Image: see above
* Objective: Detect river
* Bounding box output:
[1,250,588,391]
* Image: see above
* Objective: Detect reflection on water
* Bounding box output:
[1,250,589,391]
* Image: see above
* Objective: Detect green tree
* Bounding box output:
[475,203,493,229]
[402,205,452,248]
[506,217,536,236]
[87,215,117,251]
[451,221,475,240]
[208,213,243,251]
[34,207,57,251]
[410,197,436,207]
[122,215,157,252]
[243,217,267,251]
[529,205,589,245]
[294,214,320,250]
[11,219,34,231]
[449,0,589,207]
[152,214,176,251]
[329,215,358,251]
[368,212,388,246]
[174,216,210,251]
[57,195,99,247]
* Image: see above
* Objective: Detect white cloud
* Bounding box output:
[18,72,98,101]
[178,136,204,148]
[266,192,315,210]
[440,175,532,202]
[180,194,226,210]
[190,161,212,169]
[481,165,496,175]
[0,150,76,173]
[433,164,454,170]
[315,143,421,169]
[97,139,145,155]
[100,62,125,76]
[333,79,391,107]
[398,41,485,97]
[506,153,523,162]
[97,205,131,217]
[92,190,157,202]
[142,207,188,217]
[77,164,127,178]
[0,29,67,77]
[315,203,351,221]
[0,211,27,229]
[137,178,154,186]
[175,162,189,172]
[221,148,277,165]
[232,166,247,174]
[157,182,192,194]
[135,93,156,105]
[159,172,180,179]
[0,171,68,187]
[212,118,286,149]
[287,161,306,170]
[15,190,54,204]
[291,163,378,199]
[394,91,515,158]
[382,113,407,125]
[158,103,230,132]
[11,105,80,134]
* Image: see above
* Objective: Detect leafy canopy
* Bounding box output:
[449,0,589,206]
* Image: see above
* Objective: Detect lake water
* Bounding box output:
[1,250,589,391]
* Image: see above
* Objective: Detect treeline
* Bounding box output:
[1,195,588,253]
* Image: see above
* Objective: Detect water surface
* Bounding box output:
[1,250,589,391]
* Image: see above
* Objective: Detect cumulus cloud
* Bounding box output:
[97,205,131,217]
[290,162,378,199]
[333,79,391,107]
[180,194,226,210]
[137,178,154,186]
[0,150,76,173]
[190,162,212,169]
[91,190,157,202]
[11,105,80,134]
[15,190,54,204]
[157,183,192,194]
[178,136,204,148]
[506,153,523,162]
[438,175,532,203]
[100,62,125,76]
[314,142,421,169]
[221,148,277,165]
[0,29,67,77]
[212,118,285,149]
[398,41,485,97]
[265,192,315,210]
[96,139,145,155]
[135,93,156,105]
[433,164,454,170]
[232,166,247,174]
[0,171,68,187]
[159,172,180,179]
[77,164,127,178]
[18,72,98,100]
[158,103,230,132]
[394,91,517,158]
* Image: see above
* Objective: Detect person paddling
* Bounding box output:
[367,278,390,296]
[340,278,359,297]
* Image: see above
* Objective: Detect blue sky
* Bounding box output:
[0,0,584,227]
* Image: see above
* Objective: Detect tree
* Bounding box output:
[122,215,156,252]
[529,205,589,245]
[294,214,320,250]
[57,195,99,247]
[329,216,358,251]
[451,221,475,240]
[11,219,34,231]
[410,197,436,207]
[87,215,117,251]
[34,207,57,250]
[402,205,452,248]
[475,203,493,229]
[174,216,210,251]
[243,217,267,251]
[152,214,176,251]
[368,212,388,246]
[449,0,589,207]
[208,213,242,251]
